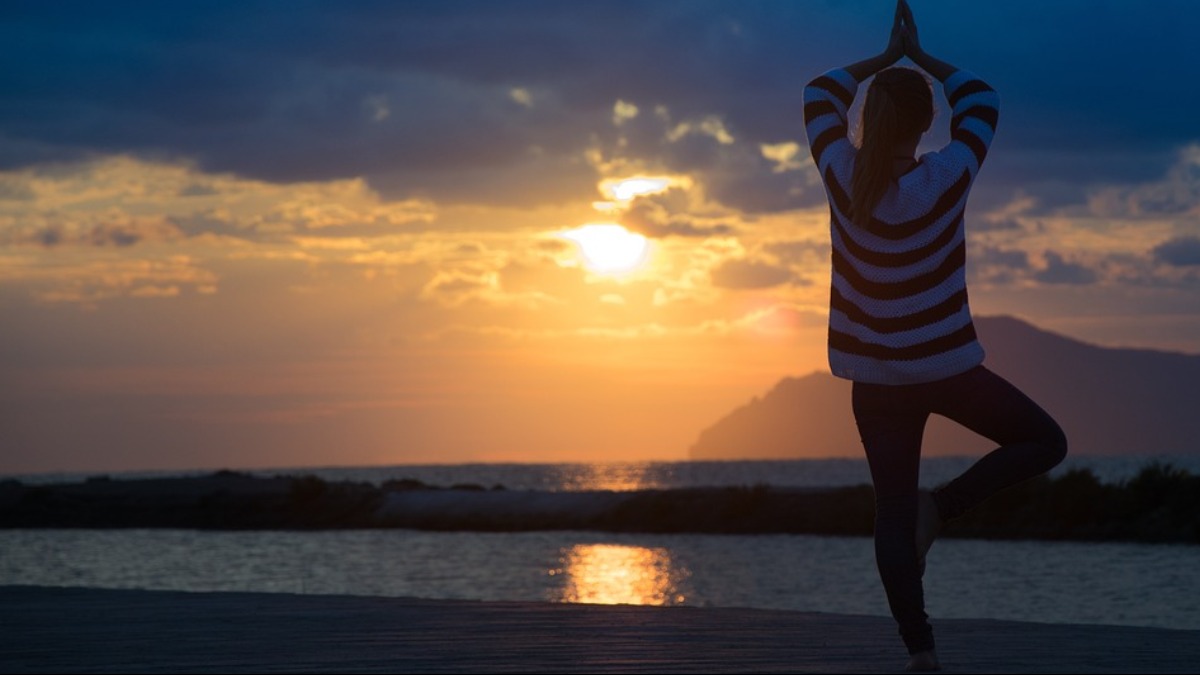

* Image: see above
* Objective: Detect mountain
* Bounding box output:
[689,316,1200,459]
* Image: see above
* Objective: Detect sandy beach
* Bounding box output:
[2,585,1197,673]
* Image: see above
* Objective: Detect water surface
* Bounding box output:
[2,528,1196,631]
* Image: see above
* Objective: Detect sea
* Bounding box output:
[2,456,1199,631]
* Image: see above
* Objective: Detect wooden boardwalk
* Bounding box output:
[2,586,1198,673]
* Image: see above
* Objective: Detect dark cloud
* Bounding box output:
[0,2,607,205]
[973,246,1030,270]
[368,148,599,206]
[660,133,725,173]
[167,212,247,241]
[971,217,1024,233]
[1086,146,1200,218]
[702,153,826,214]
[6,220,181,249]
[646,120,823,214]
[1034,250,1097,285]
[168,210,429,243]
[1152,236,1200,267]
[36,228,61,247]
[91,224,143,247]
[710,258,793,289]
[631,219,735,239]
[966,179,1093,219]
[2,1,1198,211]
[623,215,735,239]
[177,183,220,197]
[969,245,1030,285]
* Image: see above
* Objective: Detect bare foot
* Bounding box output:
[915,490,942,575]
[906,649,941,671]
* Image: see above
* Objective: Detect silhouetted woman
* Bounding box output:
[803,1,1067,670]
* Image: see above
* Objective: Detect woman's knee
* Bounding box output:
[1042,421,1068,469]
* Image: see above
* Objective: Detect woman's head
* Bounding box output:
[850,67,933,228]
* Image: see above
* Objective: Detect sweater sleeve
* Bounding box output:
[803,68,859,176]
[940,70,1000,175]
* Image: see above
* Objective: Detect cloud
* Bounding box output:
[973,193,1038,231]
[762,239,828,264]
[0,175,36,201]
[969,244,1031,285]
[1,8,605,204]
[709,258,794,289]
[620,198,735,238]
[644,112,822,214]
[0,253,218,306]
[972,245,1031,271]
[0,156,437,247]
[369,149,600,207]
[19,1,1199,213]
[1086,144,1200,218]
[1034,250,1098,285]
[1152,236,1200,267]
[760,142,807,174]
[418,254,570,310]
[972,217,1025,233]
[700,149,825,214]
[420,269,498,306]
[2,215,183,249]
[4,3,1200,308]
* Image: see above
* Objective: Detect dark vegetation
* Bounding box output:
[1,463,1197,544]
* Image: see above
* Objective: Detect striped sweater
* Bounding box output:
[803,67,1000,385]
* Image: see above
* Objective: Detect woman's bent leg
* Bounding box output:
[930,366,1068,521]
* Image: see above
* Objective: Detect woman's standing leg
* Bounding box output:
[852,381,936,657]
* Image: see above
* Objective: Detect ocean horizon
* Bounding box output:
[7,453,1199,491]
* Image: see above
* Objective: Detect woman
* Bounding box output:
[803,1,1067,670]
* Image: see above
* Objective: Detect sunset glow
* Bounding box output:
[2,2,1199,475]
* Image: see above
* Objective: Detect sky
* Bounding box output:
[3,0,1200,474]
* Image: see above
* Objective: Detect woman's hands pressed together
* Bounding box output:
[884,0,907,64]
[843,0,906,80]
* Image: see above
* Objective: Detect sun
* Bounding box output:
[559,224,650,275]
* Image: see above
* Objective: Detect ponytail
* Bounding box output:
[850,90,900,229]
[850,68,933,229]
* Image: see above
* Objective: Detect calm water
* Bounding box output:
[1,528,1197,631]
[3,457,1199,631]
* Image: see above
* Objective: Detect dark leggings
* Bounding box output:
[851,365,1067,654]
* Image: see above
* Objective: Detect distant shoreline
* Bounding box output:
[2,462,1197,544]
[7,452,1198,489]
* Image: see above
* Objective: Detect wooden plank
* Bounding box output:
[1,586,1197,673]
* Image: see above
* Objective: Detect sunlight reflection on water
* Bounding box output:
[550,543,688,606]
